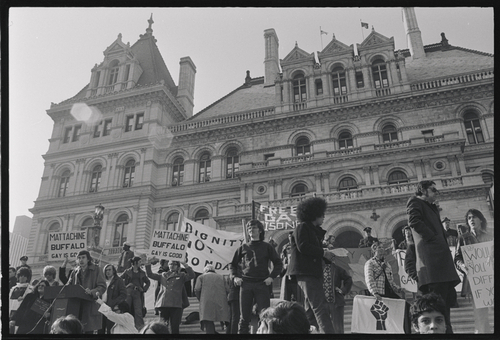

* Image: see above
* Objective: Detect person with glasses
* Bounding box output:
[406,180,460,334]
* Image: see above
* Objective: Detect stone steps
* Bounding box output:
[144,293,493,334]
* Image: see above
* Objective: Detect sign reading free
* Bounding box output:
[149,229,190,261]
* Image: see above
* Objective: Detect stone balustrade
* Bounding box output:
[374,140,411,150]
[410,69,493,91]
[281,154,314,164]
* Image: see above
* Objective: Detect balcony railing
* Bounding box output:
[424,135,444,143]
[375,140,411,150]
[441,177,463,188]
[327,147,362,157]
[333,94,349,104]
[293,101,307,111]
[379,182,417,195]
[282,154,314,164]
[410,69,493,92]
[375,87,391,97]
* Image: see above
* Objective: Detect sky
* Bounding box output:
[8,7,494,232]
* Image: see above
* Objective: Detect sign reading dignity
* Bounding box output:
[258,204,298,231]
[461,241,494,309]
[179,215,244,274]
[149,229,190,262]
[48,231,87,261]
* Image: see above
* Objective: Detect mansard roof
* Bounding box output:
[189,77,275,121]
[404,43,494,82]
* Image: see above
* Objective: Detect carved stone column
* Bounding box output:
[456,154,467,175]
[413,160,423,181]
[423,158,432,178]
[363,166,371,186]
[314,173,322,193]
[276,179,283,199]
[322,172,330,193]
[447,155,458,177]
[372,165,380,185]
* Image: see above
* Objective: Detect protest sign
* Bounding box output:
[394,249,417,292]
[48,231,87,261]
[179,216,244,274]
[257,204,298,231]
[351,295,406,333]
[461,241,494,309]
[149,229,189,262]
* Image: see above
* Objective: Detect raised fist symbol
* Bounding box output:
[370,299,389,330]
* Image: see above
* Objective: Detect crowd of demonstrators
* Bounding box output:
[230,219,283,334]
[454,208,493,333]
[364,241,411,333]
[406,180,460,334]
[67,250,107,334]
[288,196,336,334]
[323,256,353,334]
[194,264,230,334]
[121,256,150,330]
[9,279,52,334]
[144,256,194,334]
[410,292,448,334]
[50,315,85,334]
[98,264,128,334]
[358,227,379,248]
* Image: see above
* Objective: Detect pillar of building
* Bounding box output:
[456,154,467,175]
[322,173,330,193]
[372,165,380,185]
[315,174,322,193]
[268,180,275,201]
[276,179,283,199]
[183,160,196,185]
[447,156,458,177]
[211,155,224,181]
[240,183,247,204]
[363,166,371,186]
[413,160,424,181]
[423,158,432,178]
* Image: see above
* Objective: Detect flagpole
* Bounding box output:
[360,19,365,41]
[320,26,323,50]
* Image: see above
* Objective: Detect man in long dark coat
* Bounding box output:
[406,180,460,334]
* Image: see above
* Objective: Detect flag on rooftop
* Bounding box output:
[361,22,369,29]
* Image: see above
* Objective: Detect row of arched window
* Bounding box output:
[291,59,391,102]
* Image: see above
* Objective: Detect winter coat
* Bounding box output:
[11,291,51,334]
[288,221,327,277]
[120,267,150,293]
[404,243,418,282]
[323,262,353,307]
[117,250,135,273]
[68,263,107,332]
[406,196,460,289]
[145,264,194,308]
[194,271,230,322]
[105,275,127,309]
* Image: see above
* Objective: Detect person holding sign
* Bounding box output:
[144,257,194,334]
[230,219,283,334]
[9,279,52,334]
[120,256,150,331]
[454,208,493,333]
[288,197,336,334]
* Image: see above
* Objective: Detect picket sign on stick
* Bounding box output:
[148,229,190,262]
[461,241,494,309]
[48,231,88,261]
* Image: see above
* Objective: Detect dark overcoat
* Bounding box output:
[69,263,106,332]
[105,275,127,309]
[288,221,326,277]
[406,196,460,289]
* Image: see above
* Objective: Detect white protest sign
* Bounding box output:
[149,229,190,262]
[258,204,298,231]
[394,249,417,292]
[179,216,244,274]
[48,231,87,261]
[461,241,494,309]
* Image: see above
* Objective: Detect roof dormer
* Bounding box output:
[86,33,143,97]
[280,42,316,79]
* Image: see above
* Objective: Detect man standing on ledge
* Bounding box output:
[117,242,134,274]
[230,219,283,334]
[406,180,460,334]
[288,196,336,333]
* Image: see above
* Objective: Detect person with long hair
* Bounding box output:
[49,315,84,334]
[287,197,336,334]
[454,208,493,333]
[120,256,150,331]
[99,264,127,334]
[9,279,52,334]
[257,301,311,334]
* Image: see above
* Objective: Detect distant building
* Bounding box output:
[10,216,32,267]
[24,8,493,274]
[13,215,32,239]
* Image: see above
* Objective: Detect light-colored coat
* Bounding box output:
[98,303,138,334]
[406,196,460,289]
[145,264,194,308]
[194,271,230,322]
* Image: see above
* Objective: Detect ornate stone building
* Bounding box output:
[26,9,493,272]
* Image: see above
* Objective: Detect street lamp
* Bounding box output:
[89,204,104,249]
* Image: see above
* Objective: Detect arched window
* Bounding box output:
[291,183,308,197]
[81,218,94,229]
[339,176,358,191]
[296,136,311,156]
[332,66,347,95]
[172,157,184,186]
[90,165,102,192]
[338,131,353,149]
[199,152,212,182]
[226,148,240,179]
[108,60,119,85]
[382,124,398,143]
[388,170,408,184]
[45,222,61,253]
[195,209,209,225]
[293,74,307,102]
[123,160,135,188]
[166,212,180,230]
[372,59,389,88]
[113,214,128,247]
[463,112,484,144]
[58,170,70,197]
[335,230,363,248]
